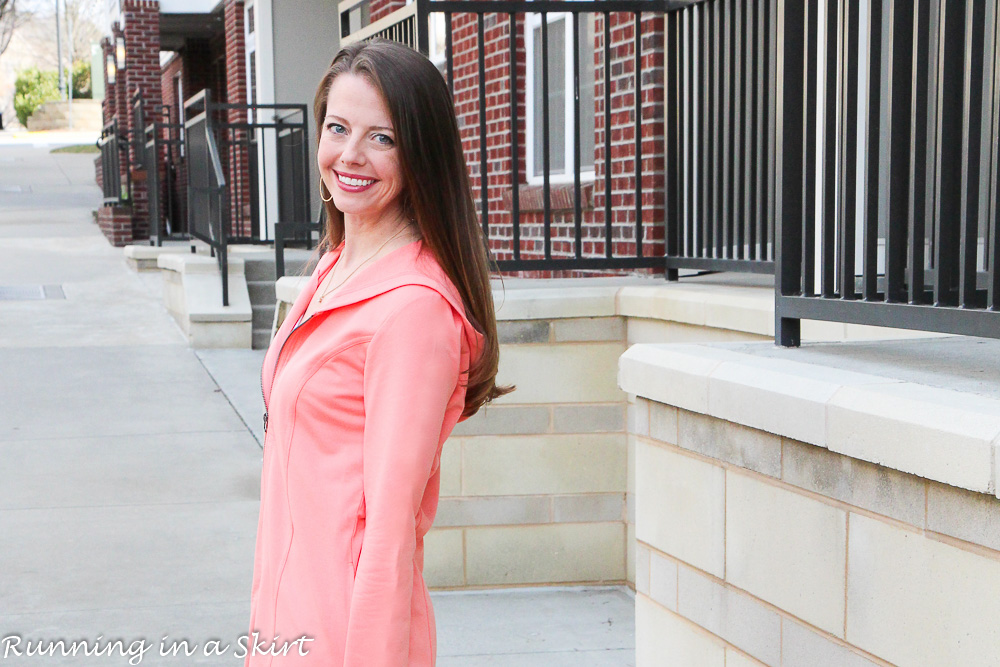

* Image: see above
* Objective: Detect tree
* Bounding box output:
[13,66,58,125]
[0,0,30,58]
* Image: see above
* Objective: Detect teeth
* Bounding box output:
[337,173,375,187]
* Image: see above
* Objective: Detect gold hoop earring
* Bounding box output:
[319,177,333,203]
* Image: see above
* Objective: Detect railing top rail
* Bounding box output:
[341,3,418,46]
[418,0,703,13]
[184,111,208,130]
[183,89,210,113]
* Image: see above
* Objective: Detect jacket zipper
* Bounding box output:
[261,313,318,440]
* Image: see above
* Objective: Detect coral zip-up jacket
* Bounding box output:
[246,238,484,667]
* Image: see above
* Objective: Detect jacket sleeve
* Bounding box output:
[343,292,462,666]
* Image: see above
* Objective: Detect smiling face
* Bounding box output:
[317,73,405,225]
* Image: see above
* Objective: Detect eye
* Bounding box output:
[372,133,395,147]
[326,122,347,135]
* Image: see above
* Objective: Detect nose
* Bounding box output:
[339,133,365,167]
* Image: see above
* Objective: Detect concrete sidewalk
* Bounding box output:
[0,140,635,665]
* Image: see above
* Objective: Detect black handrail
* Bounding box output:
[184,89,231,306]
[98,119,130,206]
[145,104,188,246]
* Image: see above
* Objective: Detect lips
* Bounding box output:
[333,170,378,193]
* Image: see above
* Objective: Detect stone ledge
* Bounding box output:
[123,244,204,271]
[275,275,309,303]
[158,253,252,348]
[619,342,1000,497]
[157,253,246,275]
[275,274,951,343]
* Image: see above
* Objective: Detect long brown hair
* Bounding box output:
[313,38,514,418]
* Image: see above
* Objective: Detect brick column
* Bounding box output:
[123,0,162,242]
[224,0,252,238]
[95,24,135,249]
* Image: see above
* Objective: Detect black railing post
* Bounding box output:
[416,0,430,57]
[665,9,680,280]
[775,0,805,347]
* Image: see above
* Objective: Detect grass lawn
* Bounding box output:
[51,144,100,154]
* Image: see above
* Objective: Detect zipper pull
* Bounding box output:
[263,411,268,433]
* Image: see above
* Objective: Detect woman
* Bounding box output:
[245,39,514,666]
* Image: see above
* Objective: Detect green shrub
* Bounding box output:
[14,68,59,126]
[72,61,92,99]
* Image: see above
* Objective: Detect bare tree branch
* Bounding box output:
[0,0,21,57]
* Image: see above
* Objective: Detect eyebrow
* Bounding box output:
[324,114,394,133]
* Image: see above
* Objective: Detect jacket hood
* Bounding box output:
[300,238,486,372]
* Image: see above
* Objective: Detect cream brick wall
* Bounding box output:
[636,594,726,667]
[426,316,629,590]
[636,439,726,578]
[631,400,1000,667]
[847,513,1000,666]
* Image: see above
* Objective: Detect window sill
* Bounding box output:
[502,180,595,213]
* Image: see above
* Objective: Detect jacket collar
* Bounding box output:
[269,238,485,387]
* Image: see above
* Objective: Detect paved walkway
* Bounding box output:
[0,135,635,666]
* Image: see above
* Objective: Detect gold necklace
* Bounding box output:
[317,222,414,303]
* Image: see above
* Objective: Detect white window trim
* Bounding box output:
[524,12,596,186]
[428,12,447,67]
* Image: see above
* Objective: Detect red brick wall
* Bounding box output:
[98,205,134,247]
[160,54,183,122]
[592,12,666,273]
[224,0,252,238]
[123,0,162,242]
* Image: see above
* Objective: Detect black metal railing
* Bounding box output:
[131,92,189,246]
[184,89,231,305]
[776,0,1000,345]
[341,0,416,47]
[146,106,188,245]
[275,219,323,279]
[98,119,130,206]
[664,0,777,276]
[273,116,321,278]
[208,101,311,245]
[181,89,313,304]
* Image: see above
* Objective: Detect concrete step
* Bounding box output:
[252,329,273,350]
[252,303,275,330]
[247,280,276,305]
[243,257,277,283]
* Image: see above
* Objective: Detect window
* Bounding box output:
[249,52,257,105]
[428,12,447,68]
[174,73,184,157]
[525,12,596,183]
[245,2,256,116]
